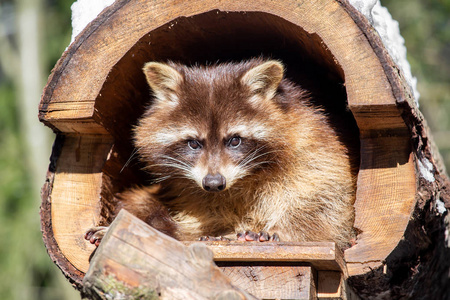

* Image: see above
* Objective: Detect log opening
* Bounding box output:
[93,10,358,224]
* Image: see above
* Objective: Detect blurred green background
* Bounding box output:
[0,0,448,299]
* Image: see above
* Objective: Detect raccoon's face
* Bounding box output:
[135,59,287,192]
[171,130,261,192]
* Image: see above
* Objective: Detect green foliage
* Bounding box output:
[0,83,38,298]
[0,74,78,300]
[0,0,78,299]
[42,0,73,74]
[382,0,450,171]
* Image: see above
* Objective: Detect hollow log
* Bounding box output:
[39,0,450,298]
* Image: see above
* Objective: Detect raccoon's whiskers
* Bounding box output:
[150,175,172,184]
[249,160,277,169]
[239,148,282,170]
[146,154,196,183]
[161,155,193,169]
[149,163,192,174]
[238,146,267,168]
[155,155,193,173]
[120,147,140,173]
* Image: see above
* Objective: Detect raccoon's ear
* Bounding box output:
[241,60,284,100]
[143,62,183,105]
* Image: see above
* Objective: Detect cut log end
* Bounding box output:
[82,210,260,300]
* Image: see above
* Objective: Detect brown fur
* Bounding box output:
[117,58,357,248]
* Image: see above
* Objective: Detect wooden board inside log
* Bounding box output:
[219,264,316,300]
[183,241,345,273]
[82,210,348,299]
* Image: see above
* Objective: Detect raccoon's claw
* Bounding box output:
[237,230,259,241]
[237,231,280,242]
[269,232,280,242]
[85,226,109,247]
[258,231,271,241]
[199,236,231,241]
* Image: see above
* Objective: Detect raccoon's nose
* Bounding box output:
[202,173,226,192]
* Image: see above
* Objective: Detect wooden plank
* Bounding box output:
[317,271,342,298]
[350,104,408,134]
[51,134,113,273]
[345,136,416,275]
[43,100,95,119]
[82,209,258,300]
[183,241,344,272]
[220,264,316,300]
[40,99,109,134]
[46,120,109,134]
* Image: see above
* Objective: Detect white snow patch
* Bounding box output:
[70,0,115,43]
[349,0,378,23]
[436,198,447,214]
[348,0,420,105]
[418,157,435,182]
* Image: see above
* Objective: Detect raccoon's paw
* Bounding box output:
[198,236,231,241]
[84,226,109,247]
[237,230,280,242]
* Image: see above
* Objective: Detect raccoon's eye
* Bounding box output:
[227,136,241,148]
[188,140,202,150]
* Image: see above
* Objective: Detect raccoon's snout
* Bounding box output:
[202,173,226,192]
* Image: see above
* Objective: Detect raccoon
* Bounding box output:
[86,58,357,248]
